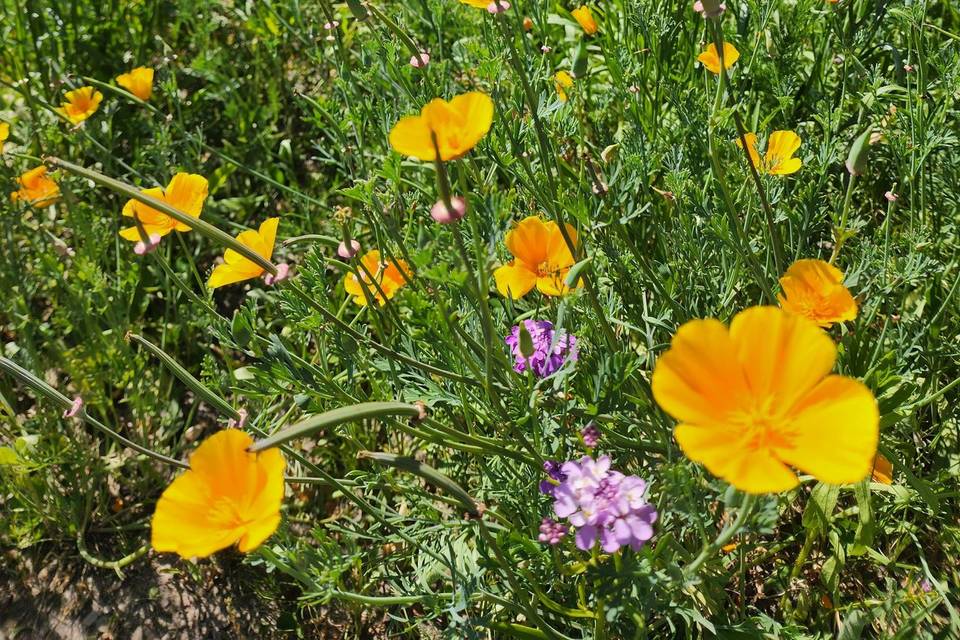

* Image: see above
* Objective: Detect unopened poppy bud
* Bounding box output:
[63,396,84,419]
[345,0,368,20]
[134,233,162,256]
[845,127,873,176]
[518,321,535,360]
[523,16,534,30]
[572,40,589,78]
[264,263,290,285]
[338,239,361,259]
[430,197,467,224]
[487,0,510,13]
[410,52,430,68]
[600,144,618,163]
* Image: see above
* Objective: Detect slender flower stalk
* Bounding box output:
[44,156,277,275]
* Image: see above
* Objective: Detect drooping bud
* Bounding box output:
[430,197,467,224]
[410,52,430,68]
[264,263,290,285]
[338,239,361,259]
[63,396,84,419]
[134,232,162,256]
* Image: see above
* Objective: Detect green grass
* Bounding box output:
[2,0,959,637]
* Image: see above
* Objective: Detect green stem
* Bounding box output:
[683,493,757,578]
[829,173,857,264]
[44,156,277,275]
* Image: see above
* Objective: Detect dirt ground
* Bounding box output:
[0,545,380,639]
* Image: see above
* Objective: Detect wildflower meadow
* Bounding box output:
[1,0,958,637]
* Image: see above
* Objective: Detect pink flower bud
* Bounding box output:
[410,52,430,68]
[338,239,361,259]
[430,197,467,224]
[904,64,914,72]
[323,20,340,30]
[541,45,552,53]
[133,233,162,256]
[228,408,248,429]
[885,191,898,202]
[264,263,290,285]
[63,396,83,419]
[487,0,510,13]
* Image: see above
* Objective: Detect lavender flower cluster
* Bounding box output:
[504,319,577,378]
[541,456,657,553]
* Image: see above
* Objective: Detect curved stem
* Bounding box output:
[683,493,758,578]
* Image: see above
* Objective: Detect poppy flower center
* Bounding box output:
[209,495,256,528]
[733,408,794,453]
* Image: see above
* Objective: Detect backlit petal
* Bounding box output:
[651,318,750,426]
[494,262,537,299]
[675,423,799,493]
[505,216,550,267]
[777,375,879,485]
[389,114,437,160]
[729,306,836,412]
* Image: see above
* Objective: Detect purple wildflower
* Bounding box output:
[540,460,568,496]
[549,455,657,553]
[504,320,578,378]
[581,422,600,448]
[538,518,568,545]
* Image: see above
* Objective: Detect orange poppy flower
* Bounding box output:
[571,6,598,34]
[697,42,739,74]
[871,453,893,484]
[118,173,209,242]
[343,249,411,306]
[116,66,155,101]
[737,131,803,175]
[208,218,280,289]
[389,92,494,161]
[56,86,103,124]
[652,306,879,494]
[493,216,580,299]
[11,166,60,208]
[151,429,285,559]
[554,71,574,102]
[778,259,858,327]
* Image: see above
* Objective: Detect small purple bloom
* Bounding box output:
[581,422,600,448]
[545,455,657,553]
[538,518,568,545]
[505,320,578,378]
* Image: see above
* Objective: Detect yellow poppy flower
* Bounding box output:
[871,453,893,484]
[56,86,103,124]
[571,6,598,34]
[116,66,155,101]
[554,71,574,102]
[118,173,209,242]
[151,429,285,559]
[493,216,580,299]
[208,218,280,289]
[778,259,858,327]
[697,42,739,74]
[458,0,490,6]
[11,166,60,208]
[0,122,8,153]
[651,306,879,494]
[343,249,411,306]
[737,131,803,175]
[389,92,494,161]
